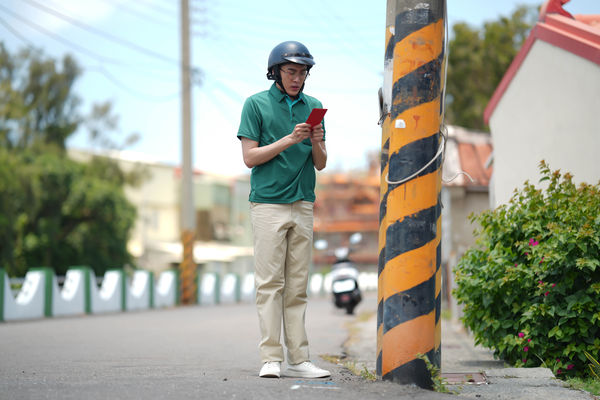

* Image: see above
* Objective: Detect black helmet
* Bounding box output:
[267,41,315,80]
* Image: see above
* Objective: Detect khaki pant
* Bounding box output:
[250,201,313,364]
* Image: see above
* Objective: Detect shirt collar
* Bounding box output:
[269,83,305,104]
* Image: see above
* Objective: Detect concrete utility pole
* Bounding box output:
[179,0,196,304]
[377,0,447,389]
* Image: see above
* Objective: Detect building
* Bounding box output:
[313,153,380,270]
[68,149,254,276]
[484,0,600,206]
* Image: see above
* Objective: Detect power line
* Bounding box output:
[0,4,129,67]
[85,65,181,102]
[0,12,181,102]
[20,0,199,73]
[0,7,180,82]
[93,0,176,26]
[133,0,179,18]
[0,15,34,46]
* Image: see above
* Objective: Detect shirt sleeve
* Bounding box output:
[237,97,261,142]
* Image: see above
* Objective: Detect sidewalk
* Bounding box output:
[343,294,597,399]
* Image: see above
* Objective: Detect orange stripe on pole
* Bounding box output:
[381,311,436,376]
[393,19,445,76]
[379,228,440,299]
[387,172,440,223]
[390,100,442,150]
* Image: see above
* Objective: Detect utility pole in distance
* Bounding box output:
[179,0,196,304]
[377,0,447,389]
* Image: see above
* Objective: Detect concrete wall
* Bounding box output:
[489,40,600,206]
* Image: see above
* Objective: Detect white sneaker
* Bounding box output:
[259,361,281,378]
[285,361,331,378]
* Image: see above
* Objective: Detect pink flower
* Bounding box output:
[556,358,561,362]
[544,291,550,296]
[529,238,539,246]
[514,263,518,267]
[525,252,529,256]
[551,283,556,288]
[523,346,529,352]
[567,364,574,370]
[557,369,562,374]
[522,359,527,363]
[518,332,525,338]
[527,339,531,342]
[538,280,544,285]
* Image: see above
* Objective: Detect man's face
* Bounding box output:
[278,63,309,97]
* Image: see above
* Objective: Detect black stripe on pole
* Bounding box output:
[387,6,444,60]
[382,274,436,333]
[435,291,441,325]
[385,347,437,387]
[391,56,443,118]
[377,133,441,247]
[388,133,441,183]
[378,247,386,276]
[385,203,441,261]
[381,138,390,172]
[394,6,442,43]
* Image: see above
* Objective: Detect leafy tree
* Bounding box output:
[446,4,538,130]
[0,42,141,277]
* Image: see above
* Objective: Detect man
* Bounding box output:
[237,41,330,379]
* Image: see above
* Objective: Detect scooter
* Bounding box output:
[315,233,363,315]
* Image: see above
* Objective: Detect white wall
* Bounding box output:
[489,40,600,206]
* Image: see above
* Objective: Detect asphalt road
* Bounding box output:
[0,296,452,400]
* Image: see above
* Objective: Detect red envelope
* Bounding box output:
[306,108,327,127]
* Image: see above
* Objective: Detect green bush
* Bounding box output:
[454,161,600,378]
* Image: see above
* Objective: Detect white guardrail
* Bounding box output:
[0,268,378,322]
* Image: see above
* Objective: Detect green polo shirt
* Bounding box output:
[237,83,325,204]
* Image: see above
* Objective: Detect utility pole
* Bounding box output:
[179,0,196,304]
[377,0,447,389]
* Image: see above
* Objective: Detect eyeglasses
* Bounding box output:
[280,68,309,78]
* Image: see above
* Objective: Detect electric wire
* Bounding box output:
[133,0,179,18]
[19,0,198,73]
[0,11,181,103]
[0,15,34,46]
[0,5,186,80]
[0,4,130,67]
[85,65,181,102]
[94,0,176,26]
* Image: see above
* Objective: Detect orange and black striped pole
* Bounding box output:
[377,0,446,388]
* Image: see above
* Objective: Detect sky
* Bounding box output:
[1,0,599,177]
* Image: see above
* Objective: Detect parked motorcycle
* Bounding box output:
[315,233,363,315]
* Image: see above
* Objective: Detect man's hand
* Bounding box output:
[310,123,324,144]
[290,123,312,143]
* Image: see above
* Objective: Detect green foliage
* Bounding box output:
[416,353,455,393]
[0,44,81,149]
[585,351,600,380]
[0,147,136,277]
[566,376,600,397]
[446,5,538,130]
[454,161,600,378]
[0,43,142,277]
